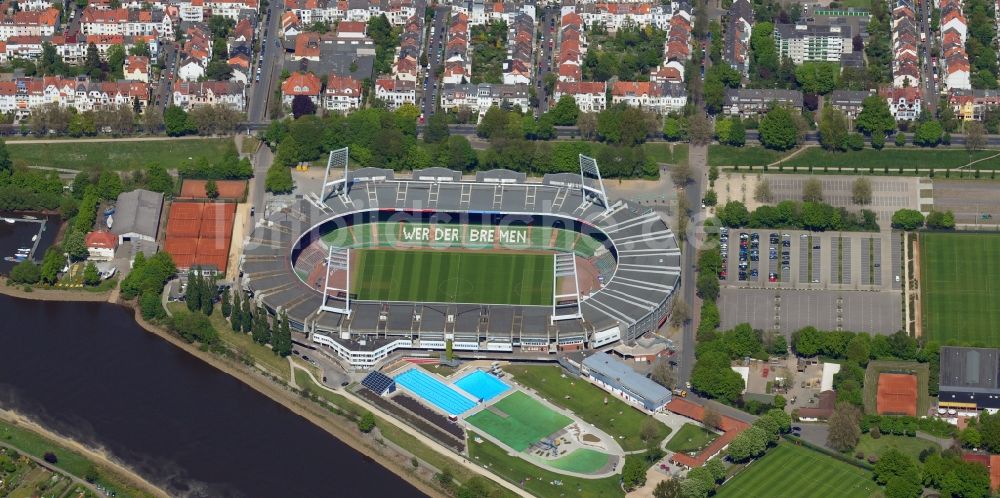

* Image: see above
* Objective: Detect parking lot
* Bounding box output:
[718,229,899,291]
[718,288,903,334]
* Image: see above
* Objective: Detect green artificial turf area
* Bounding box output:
[503,365,671,451]
[919,232,1000,345]
[664,423,719,454]
[7,138,235,171]
[352,249,553,305]
[468,432,627,498]
[465,391,572,451]
[715,443,877,498]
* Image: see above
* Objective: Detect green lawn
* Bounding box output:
[468,432,628,498]
[715,443,877,498]
[504,365,671,451]
[541,449,610,474]
[920,232,1000,345]
[664,423,719,454]
[0,419,155,498]
[854,434,939,461]
[7,138,235,171]
[465,392,572,451]
[353,249,553,306]
[781,147,1000,171]
[709,145,790,167]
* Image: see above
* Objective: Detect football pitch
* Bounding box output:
[920,232,1000,345]
[352,249,554,305]
[715,443,876,498]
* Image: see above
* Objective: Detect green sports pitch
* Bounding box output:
[920,232,1000,345]
[715,443,876,498]
[352,249,554,305]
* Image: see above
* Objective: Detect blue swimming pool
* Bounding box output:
[454,370,510,402]
[394,369,476,415]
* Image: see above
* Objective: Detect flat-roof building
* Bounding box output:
[110,189,163,244]
[582,353,672,412]
[939,346,1000,411]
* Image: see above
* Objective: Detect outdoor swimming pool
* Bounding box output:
[455,370,510,402]
[394,369,476,416]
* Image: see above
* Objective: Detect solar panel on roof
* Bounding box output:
[362,371,396,396]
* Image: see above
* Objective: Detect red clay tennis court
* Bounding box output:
[876,373,918,416]
[164,201,236,275]
[180,180,247,200]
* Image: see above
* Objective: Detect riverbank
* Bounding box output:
[0,408,168,498]
[126,306,448,498]
[0,278,113,302]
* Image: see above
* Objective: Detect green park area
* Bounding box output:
[468,432,628,498]
[920,232,1000,345]
[7,138,235,171]
[665,423,719,454]
[465,392,572,451]
[503,365,670,451]
[855,434,939,461]
[715,443,877,498]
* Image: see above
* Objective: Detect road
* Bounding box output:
[535,6,558,114]
[422,5,449,118]
[247,0,287,123]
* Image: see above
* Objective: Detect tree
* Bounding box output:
[549,95,580,126]
[874,449,918,485]
[966,121,987,152]
[819,107,849,151]
[622,457,647,490]
[802,177,824,202]
[827,402,862,452]
[652,479,681,498]
[891,209,925,230]
[851,177,872,205]
[357,411,376,433]
[9,261,41,284]
[759,106,799,150]
[914,120,944,147]
[856,95,897,136]
[205,178,219,199]
[291,95,316,118]
[83,262,101,286]
[688,112,713,146]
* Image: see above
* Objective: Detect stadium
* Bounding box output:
[240,150,681,368]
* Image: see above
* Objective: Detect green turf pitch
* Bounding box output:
[353,249,554,305]
[465,391,572,451]
[920,232,1000,345]
[715,443,876,498]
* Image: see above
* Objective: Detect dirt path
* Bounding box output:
[0,409,169,498]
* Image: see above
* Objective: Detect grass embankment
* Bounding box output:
[708,145,790,167]
[781,148,1000,170]
[8,138,235,171]
[919,232,1000,345]
[715,442,876,498]
[468,432,628,498]
[665,423,719,454]
[0,418,157,498]
[167,303,291,381]
[292,370,517,498]
[504,365,671,451]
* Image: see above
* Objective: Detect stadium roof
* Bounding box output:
[940,346,1000,392]
[582,353,671,405]
[111,189,163,239]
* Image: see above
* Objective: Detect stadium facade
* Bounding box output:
[240,155,681,368]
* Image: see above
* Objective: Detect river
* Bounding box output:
[0,294,422,498]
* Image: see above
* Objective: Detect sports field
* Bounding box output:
[353,249,553,305]
[715,443,876,498]
[919,232,1000,345]
[465,391,572,451]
